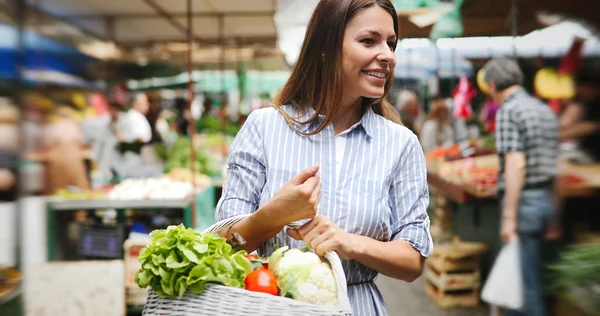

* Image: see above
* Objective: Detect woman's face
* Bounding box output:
[341,5,396,103]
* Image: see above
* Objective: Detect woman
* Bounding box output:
[216,1,432,315]
[420,96,454,152]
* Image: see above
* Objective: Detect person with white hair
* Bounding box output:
[483,58,559,316]
[395,90,425,136]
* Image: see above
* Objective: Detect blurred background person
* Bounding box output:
[420,95,454,152]
[40,105,90,194]
[483,58,559,316]
[92,101,125,186]
[559,69,600,163]
[173,97,190,137]
[0,102,18,201]
[395,90,425,136]
[121,93,152,144]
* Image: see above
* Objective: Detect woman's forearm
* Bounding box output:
[219,204,285,252]
[351,236,425,282]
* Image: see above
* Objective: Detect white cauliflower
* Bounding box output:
[268,246,338,307]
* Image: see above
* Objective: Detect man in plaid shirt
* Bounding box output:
[483,58,559,316]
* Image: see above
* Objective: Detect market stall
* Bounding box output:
[424,140,600,312]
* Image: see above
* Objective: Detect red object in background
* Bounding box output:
[89,93,109,116]
[110,83,128,106]
[452,75,477,119]
[558,38,585,74]
[548,38,585,113]
[563,174,585,184]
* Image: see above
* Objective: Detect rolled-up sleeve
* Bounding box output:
[389,134,433,257]
[215,110,266,222]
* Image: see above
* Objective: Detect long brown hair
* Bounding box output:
[273,0,400,135]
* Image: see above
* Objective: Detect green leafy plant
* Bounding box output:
[135,225,252,298]
[547,244,600,312]
[161,137,221,176]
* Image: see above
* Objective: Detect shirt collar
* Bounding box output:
[292,104,378,139]
[503,87,526,104]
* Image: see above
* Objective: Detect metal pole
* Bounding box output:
[511,0,519,58]
[14,0,26,271]
[186,0,197,227]
[219,14,227,155]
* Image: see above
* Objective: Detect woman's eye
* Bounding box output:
[388,42,396,51]
[360,38,375,45]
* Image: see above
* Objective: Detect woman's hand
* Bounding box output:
[287,215,358,260]
[267,165,322,226]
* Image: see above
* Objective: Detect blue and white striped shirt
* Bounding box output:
[216,105,433,315]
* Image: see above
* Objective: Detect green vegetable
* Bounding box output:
[547,244,600,312]
[135,224,252,298]
[161,137,221,176]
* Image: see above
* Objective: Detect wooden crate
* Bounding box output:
[425,265,480,291]
[433,237,488,260]
[428,252,480,273]
[425,280,479,308]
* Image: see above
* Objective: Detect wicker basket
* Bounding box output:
[142,214,353,316]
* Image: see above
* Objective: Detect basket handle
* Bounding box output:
[202,214,351,309]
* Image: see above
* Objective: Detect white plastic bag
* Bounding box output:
[481,237,524,311]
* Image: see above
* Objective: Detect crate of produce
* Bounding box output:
[425,265,480,291]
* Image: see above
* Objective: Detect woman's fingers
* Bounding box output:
[309,181,322,205]
[298,175,320,198]
[298,215,322,236]
[286,228,303,240]
[307,229,330,250]
[289,165,320,185]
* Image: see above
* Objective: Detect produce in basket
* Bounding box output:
[134,225,252,298]
[268,246,338,307]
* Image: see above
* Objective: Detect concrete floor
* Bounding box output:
[376,274,490,316]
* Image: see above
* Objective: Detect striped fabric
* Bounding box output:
[216,105,433,315]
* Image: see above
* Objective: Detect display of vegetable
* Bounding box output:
[108,177,194,200]
[159,138,221,176]
[548,244,600,312]
[268,246,338,307]
[135,225,252,298]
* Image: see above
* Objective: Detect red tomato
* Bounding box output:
[246,254,259,261]
[245,269,278,295]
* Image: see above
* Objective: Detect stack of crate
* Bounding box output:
[429,193,454,244]
[425,237,487,308]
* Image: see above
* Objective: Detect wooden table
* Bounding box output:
[428,161,600,202]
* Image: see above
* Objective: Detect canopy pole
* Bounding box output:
[14,0,26,271]
[219,14,227,156]
[511,0,519,58]
[186,0,197,227]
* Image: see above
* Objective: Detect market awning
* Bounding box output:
[0,24,99,86]
[127,69,289,95]
[28,0,278,47]
[396,0,600,39]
